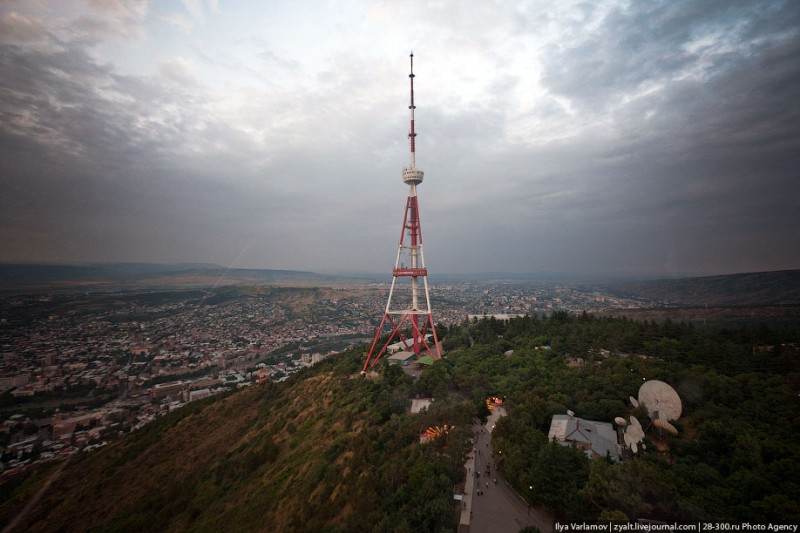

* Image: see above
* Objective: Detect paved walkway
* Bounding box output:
[459,407,554,533]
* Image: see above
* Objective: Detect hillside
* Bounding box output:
[0,263,331,292]
[0,352,475,532]
[607,269,800,307]
[3,313,800,528]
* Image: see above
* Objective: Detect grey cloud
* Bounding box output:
[540,1,797,113]
[0,11,50,45]
[72,14,143,42]
[158,57,196,84]
[158,11,193,32]
[422,2,800,275]
[1,34,277,263]
[0,27,407,269]
[1,2,798,276]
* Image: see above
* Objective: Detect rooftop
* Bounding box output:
[548,414,619,462]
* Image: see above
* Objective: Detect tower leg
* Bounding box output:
[363,311,441,371]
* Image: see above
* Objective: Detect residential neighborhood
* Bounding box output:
[0,281,652,480]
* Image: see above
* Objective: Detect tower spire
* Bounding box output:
[409,52,416,169]
[362,53,441,373]
[402,52,424,187]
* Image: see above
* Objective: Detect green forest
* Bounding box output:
[2,312,799,531]
[438,312,800,522]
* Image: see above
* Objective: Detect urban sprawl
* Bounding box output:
[1,282,653,480]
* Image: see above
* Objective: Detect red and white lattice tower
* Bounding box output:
[362,53,441,372]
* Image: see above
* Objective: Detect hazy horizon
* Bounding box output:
[2,259,796,285]
[2,1,798,277]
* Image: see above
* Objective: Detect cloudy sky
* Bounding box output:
[1,0,798,277]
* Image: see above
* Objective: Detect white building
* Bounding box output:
[547,414,620,462]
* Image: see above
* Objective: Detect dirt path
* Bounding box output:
[2,459,67,533]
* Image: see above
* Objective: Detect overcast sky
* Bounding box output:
[1,0,798,277]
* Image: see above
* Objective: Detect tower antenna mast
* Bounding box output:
[362,53,441,373]
[409,51,417,169]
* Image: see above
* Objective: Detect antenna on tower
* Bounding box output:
[403,52,423,185]
[408,51,416,167]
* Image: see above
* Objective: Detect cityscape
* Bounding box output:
[0,280,654,481]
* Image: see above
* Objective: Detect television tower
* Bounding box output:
[362,53,441,372]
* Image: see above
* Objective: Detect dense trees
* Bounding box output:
[4,310,799,529]
[441,312,800,522]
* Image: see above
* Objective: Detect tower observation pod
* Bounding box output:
[362,53,442,373]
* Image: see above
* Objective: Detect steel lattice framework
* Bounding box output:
[362,53,441,373]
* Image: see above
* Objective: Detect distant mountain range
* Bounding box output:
[0,263,329,291]
[606,269,800,307]
[1,263,798,307]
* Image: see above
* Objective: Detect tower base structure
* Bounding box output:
[361,308,441,373]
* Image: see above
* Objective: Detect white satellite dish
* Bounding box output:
[614,417,627,426]
[638,380,682,421]
[653,418,679,436]
[625,419,645,444]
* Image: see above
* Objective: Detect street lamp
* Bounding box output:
[528,485,533,515]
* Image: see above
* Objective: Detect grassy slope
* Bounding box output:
[3,350,470,532]
[2,362,353,531]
